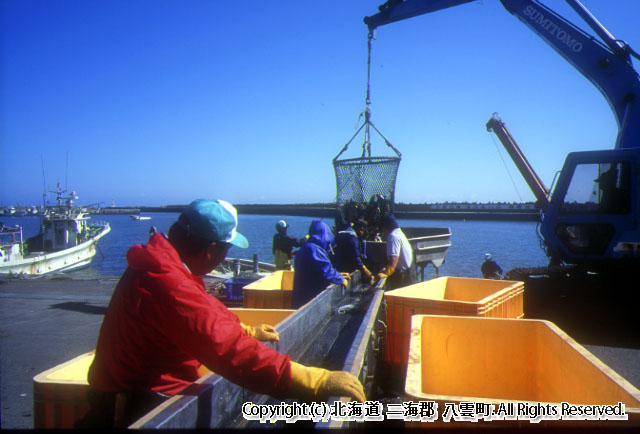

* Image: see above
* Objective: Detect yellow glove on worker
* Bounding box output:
[240,323,280,342]
[340,272,351,289]
[361,266,372,284]
[289,361,365,403]
[376,266,395,281]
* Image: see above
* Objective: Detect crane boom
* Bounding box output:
[486,115,550,209]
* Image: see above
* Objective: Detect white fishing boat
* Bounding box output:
[0,185,110,276]
[130,215,151,221]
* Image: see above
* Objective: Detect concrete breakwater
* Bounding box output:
[237,205,540,222]
[97,207,140,215]
[85,205,540,222]
[393,210,538,221]
[133,204,539,222]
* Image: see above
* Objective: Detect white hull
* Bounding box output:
[0,225,111,276]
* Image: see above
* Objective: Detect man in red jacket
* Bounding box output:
[81,199,364,427]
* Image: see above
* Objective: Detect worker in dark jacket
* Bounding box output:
[272,220,304,270]
[333,219,372,284]
[292,220,349,309]
[80,200,364,428]
[481,253,503,279]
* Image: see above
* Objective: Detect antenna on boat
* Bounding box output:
[41,154,47,209]
[65,151,69,191]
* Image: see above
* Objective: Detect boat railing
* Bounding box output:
[83,221,110,242]
[88,221,110,229]
[0,225,22,240]
[364,226,452,279]
[0,225,24,259]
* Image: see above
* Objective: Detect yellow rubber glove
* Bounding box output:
[240,323,280,342]
[340,272,351,289]
[289,361,365,403]
[376,266,395,281]
[361,266,372,283]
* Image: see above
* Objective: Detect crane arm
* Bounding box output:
[364,0,475,30]
[486,114,550,209]
[364,0,640,150]
[499,0,639,150]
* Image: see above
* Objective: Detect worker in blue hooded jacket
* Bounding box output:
[292,220,349,309]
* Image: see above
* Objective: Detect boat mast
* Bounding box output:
[40,155,47,212]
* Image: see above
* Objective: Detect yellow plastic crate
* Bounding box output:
[405,315,640,427]
[384,276,524,370]
[32,308,295,429]
[33,351,94,429]
[229,308,294,328]
[243,270,293,309]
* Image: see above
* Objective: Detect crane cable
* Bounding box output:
[488,130,524,202]
[334,31,401,162]
[366,32,373,108]
[360,32,375,158]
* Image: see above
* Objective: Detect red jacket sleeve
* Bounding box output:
[152,276,292,397]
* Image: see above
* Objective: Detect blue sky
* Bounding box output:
[2,0,639,207]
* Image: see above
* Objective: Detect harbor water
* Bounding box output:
[4,213,549,278]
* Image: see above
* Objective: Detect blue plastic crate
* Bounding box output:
[224,277,256,300]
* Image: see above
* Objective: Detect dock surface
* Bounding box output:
[1,277,639,429]
[1,277,116,429]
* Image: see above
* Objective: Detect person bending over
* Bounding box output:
[481,253,503,279]
[333,219,372,284]
[292,220,350,309]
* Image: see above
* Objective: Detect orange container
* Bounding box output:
[33,351,94,429]
[384,276,524,370]
[405,315,640,427]
[243,270,293,309]
[32,308,295,428]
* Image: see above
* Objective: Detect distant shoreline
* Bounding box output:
[3,203,540,221]
[99,203,540,222]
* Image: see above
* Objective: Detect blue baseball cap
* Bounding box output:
[180,199,248,248]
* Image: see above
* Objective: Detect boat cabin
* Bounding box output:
[41,208,90,252]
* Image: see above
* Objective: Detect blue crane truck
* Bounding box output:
[365,0,640,277]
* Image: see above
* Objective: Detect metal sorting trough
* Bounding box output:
[364,227,451,279]
[130,274,385,429]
